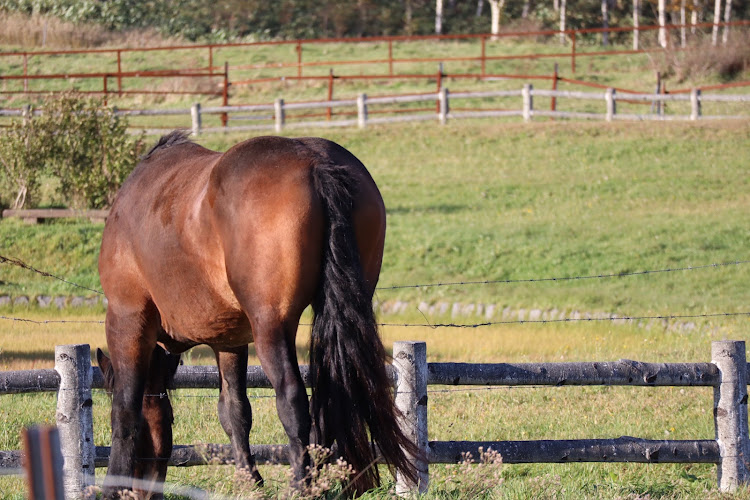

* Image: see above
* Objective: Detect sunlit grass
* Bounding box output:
[2,307,749,497]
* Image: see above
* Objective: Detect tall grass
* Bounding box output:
[1,316,749,498]
[0,11,181,49]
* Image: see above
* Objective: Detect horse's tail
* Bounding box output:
[310,162,419,494]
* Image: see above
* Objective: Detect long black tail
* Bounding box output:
[310,162,419,495]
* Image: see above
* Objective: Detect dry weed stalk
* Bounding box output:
[438,447,504,497]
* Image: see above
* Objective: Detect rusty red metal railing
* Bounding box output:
[2,20,747,90]
[0,20,747,116]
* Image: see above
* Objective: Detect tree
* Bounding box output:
[680,0,687,47]
[436,0,444,33]
[691,0,702,34]
[633,0,641,50]
[488,0,506,39]
[712,0,721,45]
[658,0,668,47]
[602,0,610,45]
[722,0,732,43]
[560,0,567,44]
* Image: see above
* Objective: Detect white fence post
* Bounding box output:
[191,103,202,136]
[712,340,750,492]
[690,89,702,121]
[438,87,449,125]
[393,341,429,495]
[522,84,533,122]
[274,98,285,132]
[55,344,95,499]
[357,93,368,129]
[605,88,616,122]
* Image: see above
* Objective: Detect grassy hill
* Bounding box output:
[2,119,748,322]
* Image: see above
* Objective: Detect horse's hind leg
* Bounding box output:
[249,316,312,487]
[215,346,264,485]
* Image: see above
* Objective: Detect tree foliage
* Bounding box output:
[0,112,46,209]
[0,92,144,210]
[3,0,744,42]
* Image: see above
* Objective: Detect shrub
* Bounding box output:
[651,32,750,84]
[0,92,144,209]
[0,108,45,209]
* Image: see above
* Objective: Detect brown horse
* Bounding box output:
[97,346,180,499]
[98,131,417,496]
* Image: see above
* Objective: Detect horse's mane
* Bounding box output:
[142,130,193,161]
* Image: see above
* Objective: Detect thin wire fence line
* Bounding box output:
[2,252,748,296]
[2,310,749,328]
[0,254,104,295]
[379,311,750,329]
[0,315,105,324]
[376,260,750,290]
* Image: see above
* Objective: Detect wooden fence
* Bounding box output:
[1,340,749,497]
[133,85,750,133]
[3,84,745,139]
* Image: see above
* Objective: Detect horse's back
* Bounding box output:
[99,134,385,348]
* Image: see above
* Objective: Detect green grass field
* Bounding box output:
[3,120,749,315]
[1,118,750,498]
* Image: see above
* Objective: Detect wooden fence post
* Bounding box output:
[438,87,449,125]
[393,341,429,495]
[357,93,368,129]
[23,426,65,500]
[690,89,702,120]
[116,50,123,97]
[221,62,229,127]
[522,84,533,122]
[274,98,285,133]
[605,88,616,122]
[22,104,32,124]
[55,344,95,499]
[712,340,750,492]
[191,103,202,136]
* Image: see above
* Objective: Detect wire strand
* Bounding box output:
[379,311,750,328]
[2,253,748,296]
[0,253,104,295]
[377,260,750,290]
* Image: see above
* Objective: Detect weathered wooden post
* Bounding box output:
[605,88,616,122]
[690,89,702,121]
[221,62,229,127]
[274,98,285,133]
[23,426,65,500]
[191,103,202,136]
[55,344,95,499]
[438,87,449,125]
[522,84,533,122]
[357,93,368,129]
[712,340,750,492]
[393,341,429,495]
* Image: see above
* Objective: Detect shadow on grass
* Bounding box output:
[387,204,467,215]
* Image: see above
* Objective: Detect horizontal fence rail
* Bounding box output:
[1,341,749,495]
[0,21,747,98]
[3,84,744,138]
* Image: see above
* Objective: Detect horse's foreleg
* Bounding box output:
[103,308,158,497]
[252,322,311,488]
[215,347,263,485]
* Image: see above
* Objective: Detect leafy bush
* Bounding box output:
[0,110,45,209]
[0,92,144,209]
